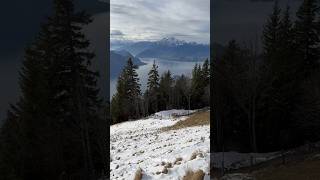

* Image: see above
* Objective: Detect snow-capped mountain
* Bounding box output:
[156,37,187,46]
[116,37,211,61]
[136,38,209,61]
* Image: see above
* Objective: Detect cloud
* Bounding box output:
[110,0,210,44]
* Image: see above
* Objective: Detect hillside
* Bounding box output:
[110,50,146,78]
[110,109,210,180]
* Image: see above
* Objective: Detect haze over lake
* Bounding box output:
[110,58,203,98]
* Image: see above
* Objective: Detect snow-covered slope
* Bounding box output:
[110,110,210,180]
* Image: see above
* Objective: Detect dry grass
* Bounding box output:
[190,152,198,161]
[164,162,173,169]
[174,157,183,165]
[162,111,210,132]
[134,168,143,180]
[189,151,204,161]
[183,169,205,180]
[254,159,320,180]
[162,167,169,174]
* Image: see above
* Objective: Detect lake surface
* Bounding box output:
[110,58,203,98]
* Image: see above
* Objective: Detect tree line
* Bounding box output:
[213,0,320,153]
[111,58,210,124]
[0,0,108,179]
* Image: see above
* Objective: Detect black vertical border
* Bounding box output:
[106,0,111,179]
[210,0,214,164]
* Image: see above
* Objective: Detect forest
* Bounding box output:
[0,0,108,179]
[111,58,210,124]
[213,0,320,153]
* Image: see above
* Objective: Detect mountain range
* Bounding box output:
[112,37,211,61]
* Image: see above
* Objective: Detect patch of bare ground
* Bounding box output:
[162,111,209,132]
[253,158,320,180]
[212,148,320,180]
[183,169,205,180]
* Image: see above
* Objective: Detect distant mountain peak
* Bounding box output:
[157,37,186,46]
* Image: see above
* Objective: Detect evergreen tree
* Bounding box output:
[201,59,210,107]
[159,70,174,110]
[212,0,320,153]
[124,58,141,119]
[262,0,281,66]
[213,40,253,152]
[48,1,106,178]
[202,58,210,83]
[0,0,107,179]
[111,74,127,124]
[111,58,141,123]
[191,63,205,109]
[5,28,55,179]
[293,0,320,142]
[146,61,160,113]
[0,109,23,180]
[172,75,190,109]
[294,0,320,75]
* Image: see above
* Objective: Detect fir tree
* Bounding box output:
[262,0,281,66]
[0,0,107,179]
[294,0,320,75]
[202,58,210,83]
[159,70,174,110]
[111,58,141,123]
[123,58,141,119]
[191,63,204,109]
[146,61,160,113]
[201,59,210,106]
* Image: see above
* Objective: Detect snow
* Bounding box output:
[110,109,210,180]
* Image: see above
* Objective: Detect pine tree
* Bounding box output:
[213,40,252,152]
[0,109,23,180]
[294,0,320,75]
[48,0,105,178]
[293,0,320,143]
[202,58,210,83]
[278,5,296,75]
[191,63,204,109]
[146,61,160,113]
[159,70,174,110]
[111,73,127,124]
[111,58,141,123]
[12,30,54,179]
[0,0,107,179]
[124,58,141,119]
[262,0,281,66]
[172,75,190,109]
[201,59,210,107]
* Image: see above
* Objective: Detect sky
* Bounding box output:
[213,0,302,46]
[110,0,210,44]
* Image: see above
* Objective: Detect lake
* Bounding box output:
[110,58,203,98]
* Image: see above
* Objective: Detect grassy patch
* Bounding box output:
[162,111,209,131]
